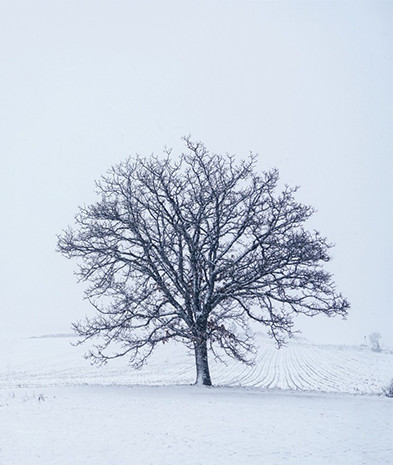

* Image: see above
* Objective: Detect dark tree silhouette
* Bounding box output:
[58,138,349,385]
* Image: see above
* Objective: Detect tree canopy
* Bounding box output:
[58,138,349,385]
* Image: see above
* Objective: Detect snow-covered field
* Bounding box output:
[1,333,391,395]
[1,335,392,464]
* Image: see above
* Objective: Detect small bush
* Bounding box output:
[384,380,393,398]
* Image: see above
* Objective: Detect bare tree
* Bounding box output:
[57,138,349,385]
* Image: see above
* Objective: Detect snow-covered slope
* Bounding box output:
[1,334,391,395]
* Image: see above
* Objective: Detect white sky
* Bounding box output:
[0,0,391,345]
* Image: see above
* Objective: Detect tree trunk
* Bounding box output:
[194,337,212,386]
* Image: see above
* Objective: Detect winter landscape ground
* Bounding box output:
[1,334,392,465]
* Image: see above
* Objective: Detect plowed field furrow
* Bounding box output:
[265,349,282,389]
[216,359,253,386]
[323,350,364,376]
[284,347,309,390]
[286,346,321,390]
[304,348,362,392]
[250,345,275,386]
[303,350,346,383]
[227,348,260,387]
[256,346,278,388]
[291,348,341,391]
[283,348,302,390]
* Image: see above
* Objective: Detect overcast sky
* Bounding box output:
[0,0,391,345]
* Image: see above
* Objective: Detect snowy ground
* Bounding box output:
[1,335,392,464]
